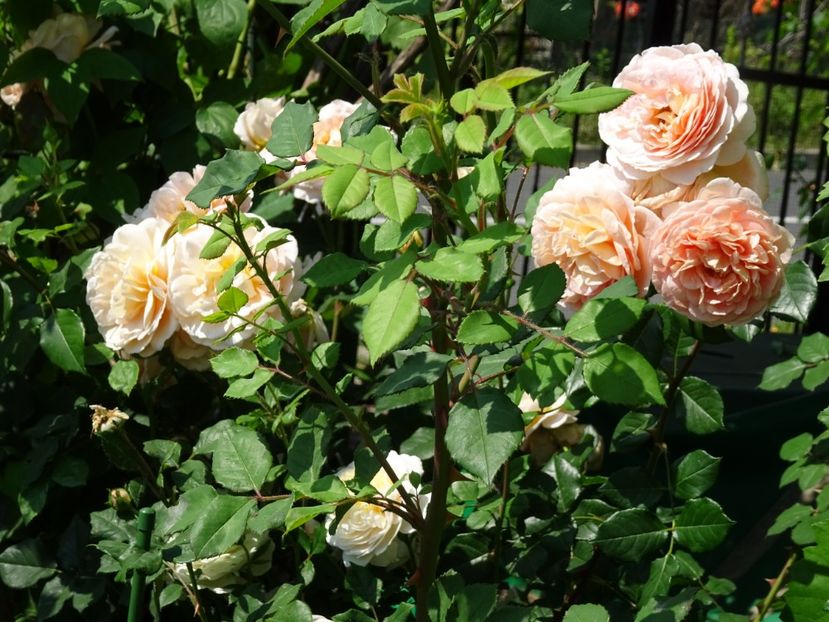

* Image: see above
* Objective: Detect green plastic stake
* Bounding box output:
[127,507,156,622]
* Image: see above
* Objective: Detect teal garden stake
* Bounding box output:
[127,507,156,622]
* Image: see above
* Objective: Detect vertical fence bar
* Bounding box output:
[757,0,786,155]
[647,0,678,46]
[678,0,691,41]
[778,0,816,227]
[708,0,723,49]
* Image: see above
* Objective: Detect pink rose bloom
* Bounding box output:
[650,178,794,326]
[598,44,755,185]
[531,162,662,310]
[630,150,769,214]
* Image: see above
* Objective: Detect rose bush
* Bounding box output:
[1,1,827,621]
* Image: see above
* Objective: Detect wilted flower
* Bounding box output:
[599,44,754,185]
[530,162,662,310]
[519,394,603,469]
[168,217,301,349]
[85,217,178,356]
[326,451,429,567]
[289,299,329,350]
[290,99,359,203]
[171,531,273,593]
[0,83,27,109]
[650,178,794,326]
[90,405,129,435]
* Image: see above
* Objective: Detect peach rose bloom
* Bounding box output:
[650,178,794,326]
[168,217,301,349]
[130,165,252,223]
[85,217,178,356]
[169,330,213,370]
[630,150,769,214]
[599,44,754,185]
[289,99,358,203]
[531,162,662,310]
[234,97,285,163]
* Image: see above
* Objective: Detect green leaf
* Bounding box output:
[584,343,664,406]
[303,252,367,287]
[640,554,681,605]
[517,264,566,315]
[311,342,340,369]
[322,164,371,216]
[676,377,724,434]
[445,387,524,484]
[565,297,647,342]
[254,229,291,255]
[352,249,417,305]
[491,67,551,89]
[287,408,331,483]
[760,357,807,391]
[284,503,337,533]
[539,62,589,102]
[187,150,263,208]
[0,48,63,87]
[450,89,477,115]
[374,176,418,223]
[209,424,272,492]
[370,140,408,171]
[217,287,248,314]
[0,540,56,588]
[267,101,317,158]
[190,495,255,559]
[288,0,349,50]
[224,368,274,399]
[458,222,524,255]
[199,229,233,260]
[554,86,634,114]
[595,508,668,561]
[40,308,85,373]
[341,101,380,141]
[195,0,246,49]
[373,214,431,252]
[196,101,240,148]
[562,604,610,622]
[289,474,350,503]
[673,450,721,500]
[248,497,293,533]
[456,311,518,345]
[473,81,514,111]
[144,439,182,469]
[375,352,453,396]
[455,115,486,153]
[416,247,484,283]
[611,411,657,453]
[780,433,814,462]
[363,280,420,365]
[770,261,818,323]
[785,559,829,622]
[210,347,258,378]
[674,498,733,552]
[75,48,142,82]
[515,112,572,167]
[108,359,140,395]
[546,453,582,512]
[804,360,829,391]
[526,0,592,42]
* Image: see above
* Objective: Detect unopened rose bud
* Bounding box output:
[109,487,133,512]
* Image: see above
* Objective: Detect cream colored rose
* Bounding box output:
[23,13,101,63]
[599,44,754,185]
[290,99,359,203]
[85,217,178,356]
[519,394,603,468]
[650,178,794,326]
[171,531,273,594]
[326,451,429,567]
[169,330,213,370]
[630,150,769,213]
[530,162,662,310]
[1,83,27,109]
[168,217,301,349]
[131,165,252,224]
[234,97,286,161]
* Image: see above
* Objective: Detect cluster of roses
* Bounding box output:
[83,166,308,371]
[531,43,794,327]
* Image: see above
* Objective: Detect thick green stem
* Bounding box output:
[254,0,384,110]
[422,10,452,99]
[227,0,257,79]
[417,312,452,621]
